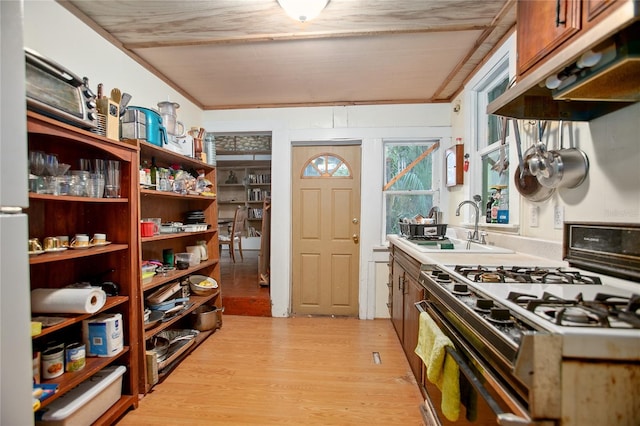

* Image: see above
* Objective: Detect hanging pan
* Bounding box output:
[512,120,555,202]
[536,121,589,189]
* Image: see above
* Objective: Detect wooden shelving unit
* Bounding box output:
[216,161,271,241]
[27,111,140,421]
[136,140,221,393]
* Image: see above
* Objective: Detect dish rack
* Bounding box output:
[398,222,448,240]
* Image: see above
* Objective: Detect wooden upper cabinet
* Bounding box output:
[516,0,627,77]
[517,0,582,75]
[583,0,622,27]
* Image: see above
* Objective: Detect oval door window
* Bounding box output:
[301,153,351,177]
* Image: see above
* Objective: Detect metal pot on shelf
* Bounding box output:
[191,305,224,331]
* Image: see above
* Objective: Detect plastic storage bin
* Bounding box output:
[36,365,126,426]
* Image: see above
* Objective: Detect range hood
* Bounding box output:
[488,9,639,121]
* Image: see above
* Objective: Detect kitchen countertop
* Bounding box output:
[388,234,569,268]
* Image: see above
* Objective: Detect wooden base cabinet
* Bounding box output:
[389,244,425,381]
[27,112,140,423]
[136,141,222,393]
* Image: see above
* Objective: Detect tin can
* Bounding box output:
[65,342,86,372]
[42,346,64,379]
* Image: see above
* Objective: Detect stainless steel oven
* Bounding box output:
[414,300,534,426]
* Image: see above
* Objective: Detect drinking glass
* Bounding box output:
[29,150,46,176]
[87,173,105,198]
[44,153,59,176]
[79,158,92,172]
[105,160,121,198]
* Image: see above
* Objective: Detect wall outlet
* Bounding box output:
[554,205,564,229]
[529,206,539,227]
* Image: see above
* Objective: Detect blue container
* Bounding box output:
[497,209,509,224]
[128,106,167,147]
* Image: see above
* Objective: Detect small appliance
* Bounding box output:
[127,106,167,147]
[24,48,98,130]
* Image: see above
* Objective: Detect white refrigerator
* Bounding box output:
[1,0,36,424]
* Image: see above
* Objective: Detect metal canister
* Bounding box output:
[41,346,64,379]
[65,342,86,372]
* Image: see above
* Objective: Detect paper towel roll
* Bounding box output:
[31,288,107,314]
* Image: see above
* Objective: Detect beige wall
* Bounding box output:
[23,0,203,129]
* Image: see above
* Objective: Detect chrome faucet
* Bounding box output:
[455,197,482,243]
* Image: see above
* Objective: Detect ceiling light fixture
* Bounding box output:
[277,0,329,23]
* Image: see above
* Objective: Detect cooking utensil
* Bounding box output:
[119,92,132,117]
[535,121,590,189]
[512,119,525,181]
[110,88,121,104]
[144,310,164,329]
[491,116,509,175]
[191,305,224,331]
[513,145,555,202]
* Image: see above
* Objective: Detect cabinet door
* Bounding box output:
[390,255,404,340]
[403,276,424,381]
[517,0,582,75]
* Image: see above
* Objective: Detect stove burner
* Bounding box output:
[550,307,604,325]
[480,273,502,283]
[514,292,640,328]
[454,265,603,284]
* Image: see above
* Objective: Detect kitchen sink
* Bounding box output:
[410,238,514,254]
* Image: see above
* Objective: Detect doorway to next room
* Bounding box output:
[213,132,272,316]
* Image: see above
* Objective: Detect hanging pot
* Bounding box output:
[512,120,555,202]
[537,148,589,188]
[534,121,590,189]
[514,147,556,202]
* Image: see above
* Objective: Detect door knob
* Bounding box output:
[352,234,359,244]
[352,218,359,224]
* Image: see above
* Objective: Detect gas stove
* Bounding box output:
[413,223,640,425]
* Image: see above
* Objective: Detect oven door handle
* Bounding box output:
[415,301,536,426]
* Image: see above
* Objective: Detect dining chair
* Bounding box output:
[219,206,247,262]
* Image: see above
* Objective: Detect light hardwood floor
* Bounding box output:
[118,315,424,425]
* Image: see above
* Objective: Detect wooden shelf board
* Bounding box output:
[142,259,219,291]
[38,346,130,410]
[137,141,214,171]
[29,244,128,264]
[143,290,221,339]
[32,296,129,339]
[140,188,216,201]
[141,229,216,243]
[27,111,139,154]
[29,193,128,203]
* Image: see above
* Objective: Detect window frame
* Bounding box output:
[382,138,441,240]
[466,33,519,228]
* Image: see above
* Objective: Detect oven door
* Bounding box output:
[415,301,548,426]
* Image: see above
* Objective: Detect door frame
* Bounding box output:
[290,141,362,316]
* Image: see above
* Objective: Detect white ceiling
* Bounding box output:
[59,0,516,110]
